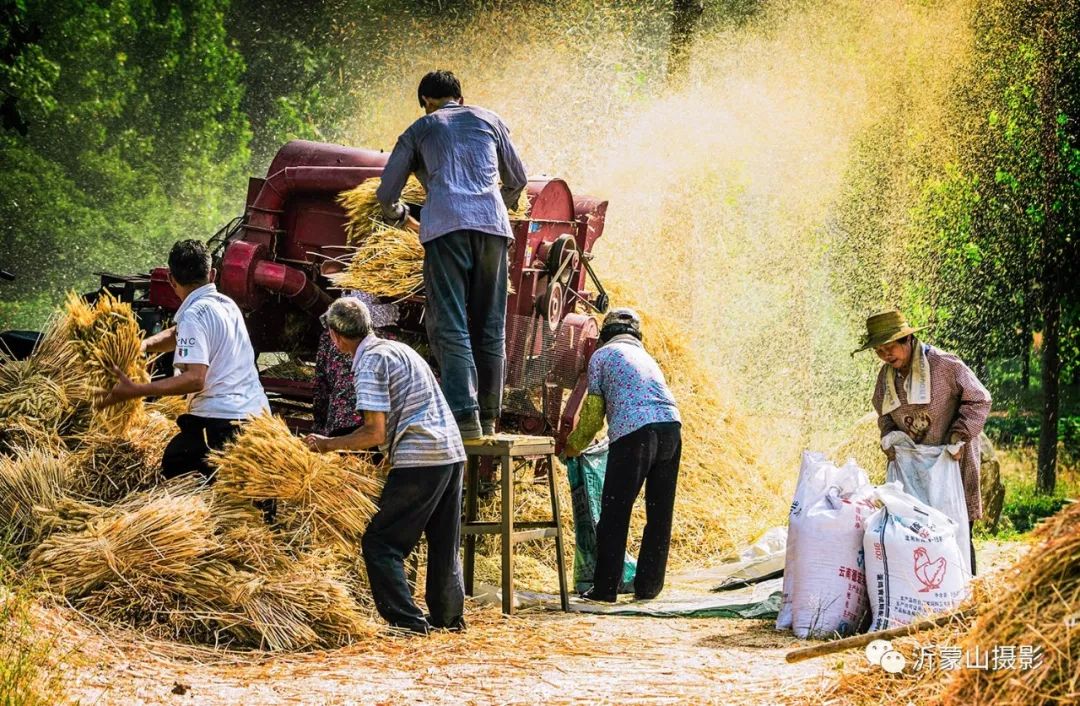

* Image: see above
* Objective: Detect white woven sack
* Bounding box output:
[788,461,875,638]
[882,431,972,576]
[776,451,833,630]
[864,482,969,631]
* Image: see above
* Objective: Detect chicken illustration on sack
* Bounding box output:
[913,546,947,592]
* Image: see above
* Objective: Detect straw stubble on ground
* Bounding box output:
[54,607,828,705]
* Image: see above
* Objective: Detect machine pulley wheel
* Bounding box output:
[544,281,564,332]
[545,234,579,286]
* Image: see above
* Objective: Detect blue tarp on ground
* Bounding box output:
[509,566,784,619]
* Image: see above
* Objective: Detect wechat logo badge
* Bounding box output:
[865,638,906,674]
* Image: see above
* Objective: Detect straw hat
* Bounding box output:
[852,309,929,354]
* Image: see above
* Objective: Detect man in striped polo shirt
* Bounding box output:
[304,297,467,635]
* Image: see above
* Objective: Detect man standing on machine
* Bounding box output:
[377,70,528,439]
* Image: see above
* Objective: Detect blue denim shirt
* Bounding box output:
[376,102,528,243]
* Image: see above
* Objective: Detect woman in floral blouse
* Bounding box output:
[313,291,398,436]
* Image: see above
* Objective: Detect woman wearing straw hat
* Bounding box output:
[855,309,992,573]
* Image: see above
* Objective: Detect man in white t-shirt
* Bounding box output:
[99,239,269,479]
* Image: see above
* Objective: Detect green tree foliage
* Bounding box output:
[0,0,250,328]
[833,0,1079,492]
[914,0,1079,491]
[225,0,355,168]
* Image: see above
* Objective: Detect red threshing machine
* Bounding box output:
[103,140,609,448]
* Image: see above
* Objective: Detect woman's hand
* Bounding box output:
[304,433,332,453]
[948,433,965,460]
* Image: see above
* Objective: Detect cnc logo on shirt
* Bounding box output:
[177,337,198,359]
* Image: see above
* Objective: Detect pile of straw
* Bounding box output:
[332,176,529,299]
[209,413,383,553]
[21,470,382,651]
[0,446,72,553]
[0,291,390,652]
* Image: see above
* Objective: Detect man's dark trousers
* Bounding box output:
[422,230,508,428]
[161,414,240,480]
[592,422,682,600]
[362,462,466,632]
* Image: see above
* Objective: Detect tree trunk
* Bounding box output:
[1035,0,1063,494]
[1020,295,1032,389]
[669,0,705,81]
[1037,299,1060,493]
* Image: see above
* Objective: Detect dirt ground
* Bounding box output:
[42,541,1024,706]
[56,610,829,705]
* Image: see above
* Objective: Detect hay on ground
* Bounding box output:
[0,446,72,552]
[941,501,1080,705]
[27,487,217,597]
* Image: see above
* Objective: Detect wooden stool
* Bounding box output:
[462,434,570,615]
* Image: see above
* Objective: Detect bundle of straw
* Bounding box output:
[66,410,173,501]
[53,291,150,436]
[338,176,428,245]
[146,395,188,421]
[73,573,217,644]
[332,176,530,299]
[0,335,89,439]
[69,434,158,503]
[0,360,72,432]
[0,421,64,461]
[33,495,108,537]
[245,553,372,650]
[329,222,425,299]
[27,488,217,597]
[0,446,72,553]
[209,413,383,553]
[172,550,376,651]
